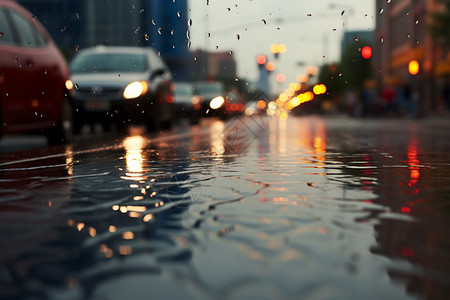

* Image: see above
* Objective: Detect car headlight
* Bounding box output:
[65,80,74,90]
[123,81,148,99]
[210,96,225,109]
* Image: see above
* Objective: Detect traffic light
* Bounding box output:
[256,54,267,67]
[408,60,419,75]
[361,46,372,59]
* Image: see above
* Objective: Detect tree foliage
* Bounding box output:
[340,40,373,90]
[318,63,346,97]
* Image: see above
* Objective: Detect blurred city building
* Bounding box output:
[18,0,190,80]
[190,49,237,81]
[375,0,450,116]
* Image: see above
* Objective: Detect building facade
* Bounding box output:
[375,0,450,116]
[18,0,190,80]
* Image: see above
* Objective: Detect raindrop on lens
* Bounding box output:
[379,8,384,14]
[187,19,192,27]
[152,19,156,25]
[145,34,149,41]
[354,36,359,41]
[186,30,191,38]
[236,34,240,40]
[0,32,4,37]
[262,19,266,25]
[177,11,181,17]
[170,29,174,35]
[158,28,162,34]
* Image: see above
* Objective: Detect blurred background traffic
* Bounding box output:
[1,0,450,144]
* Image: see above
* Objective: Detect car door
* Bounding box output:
[0,7,34,130]
[1,7,59,132]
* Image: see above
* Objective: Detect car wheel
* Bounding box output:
[46,97,74,145]
[161,118,172,130]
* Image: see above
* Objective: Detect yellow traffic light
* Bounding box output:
[409,60,419,75]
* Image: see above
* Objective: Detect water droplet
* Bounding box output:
[177,11,181,17]
[338,73,342,77]
[187,19,192,27]
[76,13,80,19]
[5,92,9,97]
[407,34,411,38]
[75,45,80,52]
[140,9,144,13]
[207,32,211,37]
[60,26,67,32]
[145,34,149,41]
[75,84,79,89]
[152,19,156,25]
[0,32,4,37]
[229,51,233,55]
[206,0,209,5]
[332,28,337,31]
[415,20,419,24]
[187,41,191,48]
[380,37,384,43]
[341,10,345,16]
[262,19,266,25]
[379,8,384,14]
[158,28,162,34]
[135,27,141,34]
[236,34,240,40]
[170,29,174,35]
[387,0,391,3]
[216,46,219,49]
[307,14,312,17]
[354,36,359,41]
[15,58,19,63]
[157,51,161,56]
[44,69,48,75]
[226,8,231,11]
[186,30,191,39]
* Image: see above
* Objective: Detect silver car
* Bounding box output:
[70,46,174,133]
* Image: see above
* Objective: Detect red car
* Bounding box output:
[0,0,74,144]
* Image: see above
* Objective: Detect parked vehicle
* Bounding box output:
[0,0,74,144]
[69,46,173,133]
[173,82,202,124]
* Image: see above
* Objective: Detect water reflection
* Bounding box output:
[122,134,148,181]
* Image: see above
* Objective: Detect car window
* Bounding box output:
[70,53,149,74]
[8,9,47,47]
[0,9,15,45]
[175,84,193,97]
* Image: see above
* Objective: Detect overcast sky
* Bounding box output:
[188,0,375,91]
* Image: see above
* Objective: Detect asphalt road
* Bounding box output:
[1,115,449,300]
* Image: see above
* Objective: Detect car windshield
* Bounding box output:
[70,53,148,74]
[175,84,193,97]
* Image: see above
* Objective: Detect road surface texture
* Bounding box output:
[1,116,449,300]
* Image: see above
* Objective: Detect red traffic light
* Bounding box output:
[256,54,267,65]
[361,46,372,59]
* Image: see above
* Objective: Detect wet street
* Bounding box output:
[1,115,450,300]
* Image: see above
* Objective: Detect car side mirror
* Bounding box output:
[150,69,165,80]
